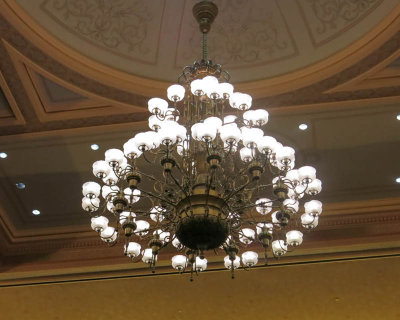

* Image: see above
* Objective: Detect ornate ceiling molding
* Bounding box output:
[0,70,25,127]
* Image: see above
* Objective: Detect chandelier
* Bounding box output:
[81,1,322,280]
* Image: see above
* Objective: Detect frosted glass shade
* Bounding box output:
[124,188,141,203]
[172,255,187,270]
[204,117,223,132]
[256,223,273,235]
[255,198,272,215]
[298,166,316,184]
[202,76,218,99]
[105,148,124,167]
[150,206,165,222]
[172,238,182,248]
[241,127,264,147]
[153,229,170,243]
[190,79,205,96]
[229,92,252,110]
[82,181,101,198]
[220,123,241,143]
[148,115,163,130]
[239,228,255,244]
[142,248,156,264]
[123,139,142,159]
[100,226,117,243]
[167,84,185,102]
[219,82,234,99]
[243,109,269,126]
[257,136,277,154]
[307,179,322,195]
[224,255,240,269]
[91,216,109,232]
[148,97,168,114]
[304,200,323,216]
[124,242,141,258]
[276,146,295,165]
[101,185,119,201]
[102,170,119,186]
[272,240,287,256]
[286,230,303,246]
[82,197,99,212]
[283,199,299,213]
[119,211,136,225]
[242,251,258,267]
[301,213,319,229]
[193,257,207,271]
[135,131,161,151]
[240,147,253,162]
[196,122,217,141]
[223,115,237,124]
[286,169,299,185]
[92,160,111,178]
[135,220,150,236]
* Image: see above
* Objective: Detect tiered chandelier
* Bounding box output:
[81,1,322,279]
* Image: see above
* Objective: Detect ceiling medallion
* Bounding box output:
[81,1,322,280]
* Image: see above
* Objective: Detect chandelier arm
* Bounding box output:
[137,187,177,208]
[168,170,190,198]
[223,176,254,203]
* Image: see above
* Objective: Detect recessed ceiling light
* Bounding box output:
[16,182,26,189]
[91,144,100,150]
[396,177,400,184]
[397,114,400,120]
[299,123,308,130]
[0,152,7,159]
[32,209,40,215]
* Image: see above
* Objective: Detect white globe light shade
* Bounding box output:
[257,136,277,154]
[272,240,287,256]
[100,226,117,242]
[196,122,217,141]
[286,169,300,185]
[142,248,156,264]
[105,148,124,167]
[298,166,316,184]
[223,115,237,124]
[148,114,164,131]
[255,198,272,214]
[82,197,100,212]
[219,82,234,99]
[153,229,170,243]
[101,185,119,201]
[240,147,253,162]
[172,237,182,248]
[276,146,295,165]
[301,213,319,229]
[204,117,223,132]
[167,84,185,102]
[150,206,165,222]
[241,127,263,147]
[202,76,219,99]
[82,181,101,198]
[304,200,323,216]
[253,109,269,126]
[229,92,252,110]
[119,211,136,225]
[256,223,274,235]
[124,242,141,258]
[135,220,150,236]
[239,228,255,244]
[193,257,207,271]
[102,170,119,186]
[158,123,178,144]
[190,79,205,96]
[242,251,258,267]
[123,139,142,159]
[307,179,322,195]
[124,188,141,203]
[283,199,299,213]
[172,255,187,270]
[286,230,303,246]
[134,131,160,151]
[148,97,168,114]
[220,123,241,143]
[224,255,241,269]
[92,160,111,178]
[91,216,109,232]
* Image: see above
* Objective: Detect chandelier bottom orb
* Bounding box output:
[175,188,228,250]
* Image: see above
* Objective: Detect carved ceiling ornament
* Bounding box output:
[41,0,157,63]
[179,0,297,68]
[299,0,384,46]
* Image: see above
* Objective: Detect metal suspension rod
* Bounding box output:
[202,33,207,61]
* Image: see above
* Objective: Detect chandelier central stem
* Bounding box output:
[202,33,207,61]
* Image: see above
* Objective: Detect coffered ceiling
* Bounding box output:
[0,1,399,318]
